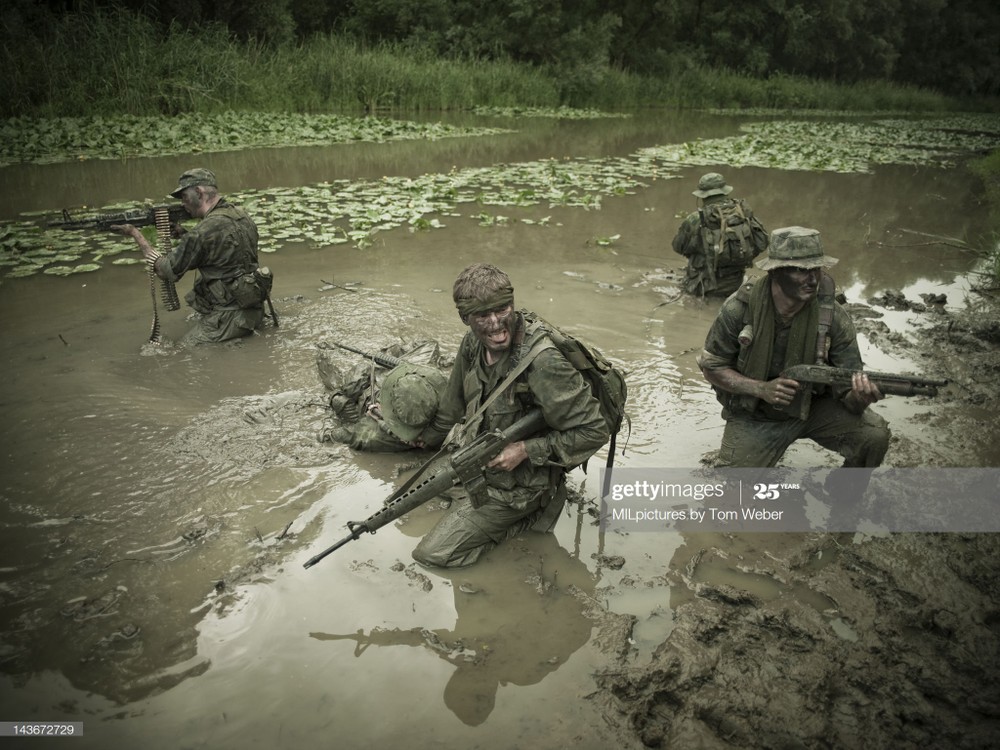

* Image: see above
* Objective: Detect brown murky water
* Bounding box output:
[0,111,995,749]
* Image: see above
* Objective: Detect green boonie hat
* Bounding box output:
[379,363,448,443]
[756,226,839,271]
[169,168,217,198]
[692,172,734,198]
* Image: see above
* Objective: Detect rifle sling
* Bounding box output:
[461,339,547,435]
[815,272,836,364]
[386,338,549,506]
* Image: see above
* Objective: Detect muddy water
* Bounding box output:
[0,111,995,749]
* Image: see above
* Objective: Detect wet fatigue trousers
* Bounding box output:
[715,394,891,468]
[180,306,264,346]
[412,481,566,568]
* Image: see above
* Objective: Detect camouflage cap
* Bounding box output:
[378,363,448,443]
[755,226,839,271]
[169,168,217,198]
[692,172,734,198]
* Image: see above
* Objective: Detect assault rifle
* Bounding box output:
[49,203,188,232]
[303,408,547,569]
[781,364,947,397]
[318,341,403,369]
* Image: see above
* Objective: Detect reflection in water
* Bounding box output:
[311,533,595,726]
[1,111,997,747]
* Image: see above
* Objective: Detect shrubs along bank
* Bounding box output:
[0,6,974,119]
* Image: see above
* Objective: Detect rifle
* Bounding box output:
[49,203,189,232]
[303,408,547,569]
[782,364,948,397]
[318,341,404,369]
[53,202,186,342]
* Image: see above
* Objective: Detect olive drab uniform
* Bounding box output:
[672,195,769,297]
[156,199,266,345]
[698,274,890,468]
[414,310,608,568]
[316,341,448,452]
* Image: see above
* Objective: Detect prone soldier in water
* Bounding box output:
[315,340,449,452]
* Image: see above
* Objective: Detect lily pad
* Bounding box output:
[3,111,998,281]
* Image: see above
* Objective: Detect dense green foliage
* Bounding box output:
[6,0,998,103]
[970,149,1000,220]
[0,3,975,118]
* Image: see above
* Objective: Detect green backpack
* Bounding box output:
[699,198,758,269]
[522,313,630,470]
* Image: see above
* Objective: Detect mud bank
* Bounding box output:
[590,531,1000,748]
[589,294,1000,748]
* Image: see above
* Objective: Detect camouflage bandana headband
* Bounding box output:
[455,287,514,318]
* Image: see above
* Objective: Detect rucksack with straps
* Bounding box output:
[521,313,630,472]
[451,311,629,482]
[699,198,759,271]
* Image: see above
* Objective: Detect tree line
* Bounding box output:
[12,0,1000,100]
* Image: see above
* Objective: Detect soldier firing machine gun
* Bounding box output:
[50,203,187,342]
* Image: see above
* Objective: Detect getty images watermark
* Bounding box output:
[599,467,1000,533]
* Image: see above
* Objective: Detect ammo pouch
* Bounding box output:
[228,267,273,309]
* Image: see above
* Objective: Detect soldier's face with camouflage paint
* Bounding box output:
[773,266,821,305]
[469,303,515,357]
[178,187,208,218]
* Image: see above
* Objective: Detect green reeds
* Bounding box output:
[0,6,973,118]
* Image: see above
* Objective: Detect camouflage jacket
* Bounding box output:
[672,196,768,294]
[424,310,608,493]
[156,199,260,311]
[699,290,864,420]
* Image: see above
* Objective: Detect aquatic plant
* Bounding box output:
[2,113,998,279]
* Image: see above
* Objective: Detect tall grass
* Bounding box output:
[269,38,559,113]
[0,7,978,118]
[968,149,1000,288]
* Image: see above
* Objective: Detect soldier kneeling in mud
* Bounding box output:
[316,340,449,452]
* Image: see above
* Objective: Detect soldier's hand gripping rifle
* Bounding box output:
[303,408,547,569]
[781,364,948,397]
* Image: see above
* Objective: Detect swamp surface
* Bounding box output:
[1,109,999,748]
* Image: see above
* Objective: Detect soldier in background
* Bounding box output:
[113,168,271,345]
[672,172,768,297]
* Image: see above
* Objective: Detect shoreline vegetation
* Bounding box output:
[1,111,997,285]
[1,6,997,284]
[2,7,994,121]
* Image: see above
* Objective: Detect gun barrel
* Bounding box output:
[303,408,547,570]
[782,365,947,397]
[48,203,186,231]
[323,341,403,369]
[302,527,364,569]
[867,370,949,387]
